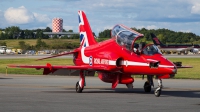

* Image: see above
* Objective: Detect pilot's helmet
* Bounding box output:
[134,43,139,48]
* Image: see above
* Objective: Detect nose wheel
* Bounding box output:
[154,87,161,97]
[144,75,153,92]
[144,76,163,97]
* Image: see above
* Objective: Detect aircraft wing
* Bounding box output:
[8,63,107,70]
[8,63,111,75]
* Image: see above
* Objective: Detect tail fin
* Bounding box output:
[150,33,165,46]
[78,11,97,47]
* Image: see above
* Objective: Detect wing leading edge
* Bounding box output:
[8,63,109,75]
[8,63,108,70]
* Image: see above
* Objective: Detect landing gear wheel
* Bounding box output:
[76,81,83,93]
[144,81,151,92]
[154,87,161,97]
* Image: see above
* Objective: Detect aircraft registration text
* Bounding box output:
[94,58,109,65]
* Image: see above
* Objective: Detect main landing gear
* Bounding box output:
[76,81,83,93]
[143,75,163,97]
[75,70,85,93]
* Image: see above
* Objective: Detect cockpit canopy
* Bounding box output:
[111,24,144,52]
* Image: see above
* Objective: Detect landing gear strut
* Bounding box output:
[75,70,86,93]
[154,79,162,97]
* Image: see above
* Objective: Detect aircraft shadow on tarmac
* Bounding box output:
[43,88,200,98]
[0,77,13,79]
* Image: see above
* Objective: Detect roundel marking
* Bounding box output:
[89,56,93,66]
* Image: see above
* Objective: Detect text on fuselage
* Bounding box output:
[94,58,109,65]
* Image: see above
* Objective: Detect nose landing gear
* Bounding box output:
[154,79,162,97]
[144,81,151,92]
[143,75,163,97]
[144,75,154,93]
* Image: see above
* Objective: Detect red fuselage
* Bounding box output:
[73,38,176,77]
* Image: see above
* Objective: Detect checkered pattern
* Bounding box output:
[52,18,63,33]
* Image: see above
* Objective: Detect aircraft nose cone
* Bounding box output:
[172,66,177,74]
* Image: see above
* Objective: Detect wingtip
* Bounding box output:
[7,64,17,68]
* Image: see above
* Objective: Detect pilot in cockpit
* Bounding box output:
[134,42,146,54]
[133,43,139,53]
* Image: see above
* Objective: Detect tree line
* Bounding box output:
[1,26,200,51]
[18,38,80,52]
[0,26,79,40]
[1,26,200,44]
[99,28,200,44]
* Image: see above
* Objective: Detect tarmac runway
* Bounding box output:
[0,74,200,112]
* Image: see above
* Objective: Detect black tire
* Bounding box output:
[154,88,161,97]
[76,81,83,93]
[144,81,151,92]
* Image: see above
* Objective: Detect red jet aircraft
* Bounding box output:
[9,10,190,97]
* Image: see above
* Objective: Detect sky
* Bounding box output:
[0,0,200,36]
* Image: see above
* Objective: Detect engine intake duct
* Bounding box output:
[149,62,159,68]
[116,57,123,67]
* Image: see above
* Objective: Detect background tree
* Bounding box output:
[0,33,6,40]
[5,26,20,39]
[0,41,7,46]
[68,30,73,32]
[63,29,67,32]
[44,27,52,32]
[99,29,111,38]
[20,30,25,39]
[35,38,48,50]
[18,41,31,51]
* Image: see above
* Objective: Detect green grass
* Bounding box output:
[0,58,74,75]
[168,58,200,79]
[0,58,200,79]
[2,39,80,48]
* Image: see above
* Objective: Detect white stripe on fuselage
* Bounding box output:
[81,47,89,64]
